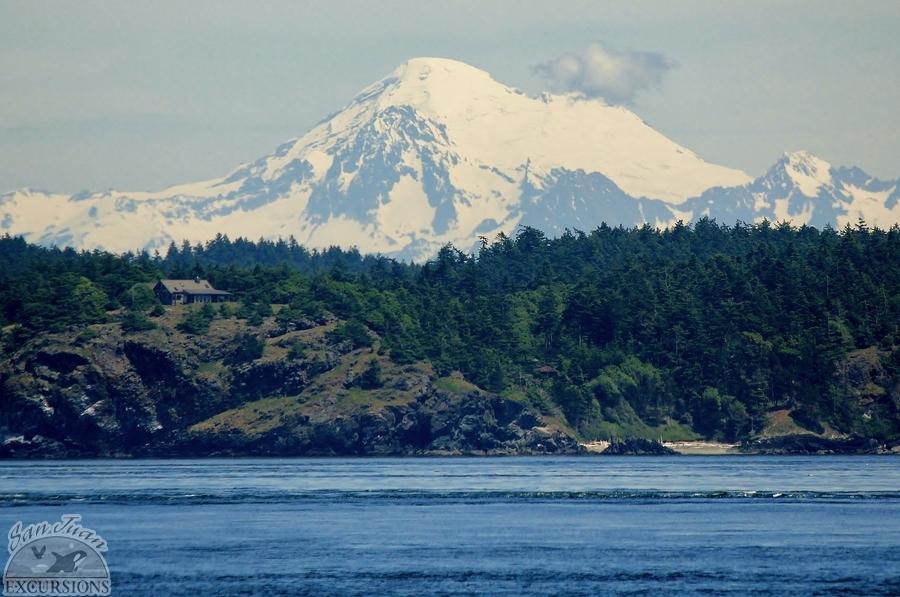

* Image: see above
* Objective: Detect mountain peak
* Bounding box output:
[783,149,829,168]
[777,150,833,196]
[392,57,493,82]
[361,57,512,117]
[335,57,748,203]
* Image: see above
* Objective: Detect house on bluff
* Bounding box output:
[154,278,232,305]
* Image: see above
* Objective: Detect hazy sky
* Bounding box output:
[2,1,899,193]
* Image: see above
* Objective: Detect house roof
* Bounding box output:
[157,279,231,295]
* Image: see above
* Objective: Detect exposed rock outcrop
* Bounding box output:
[740,434,890,455]
[165,390,580,457]
[0,315,582,458]
[601,438,677,456]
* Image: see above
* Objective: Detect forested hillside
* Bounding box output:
[2,218,899,443]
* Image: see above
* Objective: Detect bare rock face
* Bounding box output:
[230,356,336,400]
[0,333,233,457]
[121,340,232,433]
[1,344,126,457]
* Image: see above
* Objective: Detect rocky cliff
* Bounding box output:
[0,306,581,457]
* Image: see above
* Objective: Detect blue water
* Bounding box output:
[1,456,898,595]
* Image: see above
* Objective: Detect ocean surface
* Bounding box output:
[1,456,898,596]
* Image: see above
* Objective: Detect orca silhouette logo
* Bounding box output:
[4,515,110,596]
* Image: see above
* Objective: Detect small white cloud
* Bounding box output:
[534,42,676,105]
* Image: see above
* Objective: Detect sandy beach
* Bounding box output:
[662,441,739,455]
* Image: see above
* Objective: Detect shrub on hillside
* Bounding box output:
[225,333,265,365]
[122,311,156,333]
[177,305,216,335]
[353,359,383,389]
[327,320,373,350]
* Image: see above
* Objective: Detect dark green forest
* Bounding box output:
[2,219,899,441]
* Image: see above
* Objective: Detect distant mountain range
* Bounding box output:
[2,57,898,260]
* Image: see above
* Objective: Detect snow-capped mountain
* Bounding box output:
[1,58,897,260]
[685,151,900,229]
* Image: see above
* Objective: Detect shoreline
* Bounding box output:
[662,441,739,455]
[579,436,899,456]
[580,440,738,455]
[1,449,898,460]
[2,435,897,460]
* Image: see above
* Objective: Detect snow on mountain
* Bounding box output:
[1,57,897,260]
[686,150,900,230]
